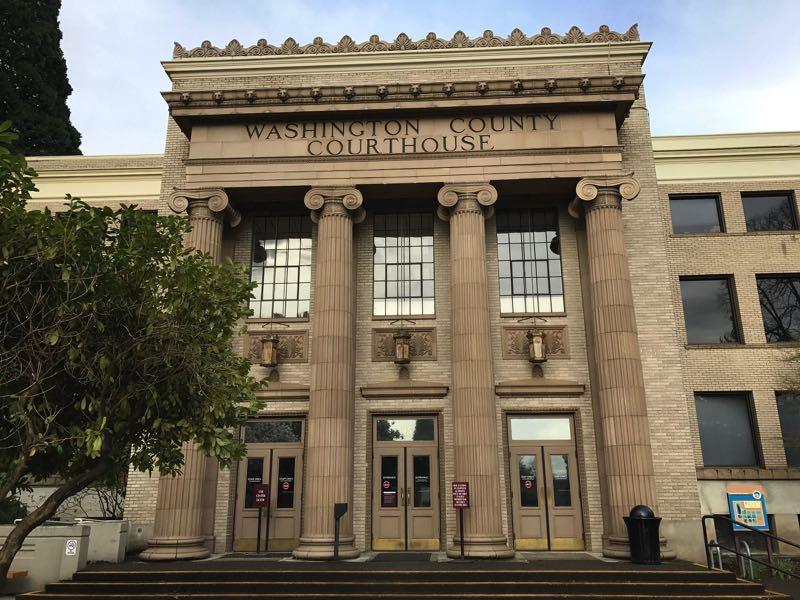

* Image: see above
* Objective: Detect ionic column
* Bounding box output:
[140,188,239,561]
[571,175,663,558]
[293,187,364,559]
[438,183,514,559]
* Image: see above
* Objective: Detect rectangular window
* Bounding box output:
[518,455,538,507]
[380,455,399,508]
[680,277,741,344]
[376,418,435,442]
[250,216,312,319]
[669,195,723,234]
[244,457,264,508]
[756,276,800,343]
[496,208,563,314]
[412,455,431,508]
[776,392,800,467]
[276,457,296,509]
[742,193,798,232]
[695,393,759,467]
[550,454,572,507]
[244,420,302,443]
[373,213,434,317]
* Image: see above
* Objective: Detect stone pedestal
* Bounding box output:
[140,188,240,561]
[572,175,667,558]
[293,187,364,560]
[438,184,514,558]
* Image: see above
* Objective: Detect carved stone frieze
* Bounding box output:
[173,25,640,59]
[247,331,308,364]
[502,326,568,360]
[372,328,436,362]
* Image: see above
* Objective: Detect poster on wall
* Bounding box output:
[726,484,769,532]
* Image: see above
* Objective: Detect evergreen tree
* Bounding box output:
[0,0,81,155]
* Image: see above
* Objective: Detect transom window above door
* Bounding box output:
[373,213,435,317]
[250,216,312,319]
[496,209,564,314]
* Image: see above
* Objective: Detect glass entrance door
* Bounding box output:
[233,420,304,551]
[372,417,439,551]
[508,416,584,550]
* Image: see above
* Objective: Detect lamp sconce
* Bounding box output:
[526,329,548,364]
[260,333,280,368]
[393,329,412,365]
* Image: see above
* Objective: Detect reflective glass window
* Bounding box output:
[413,455,431,508]
[380,455,399,508]
[776,392,800,467]
[695,393,758,467]
[244,457,264,508]
[518,455,538,507]
[510,417,571,441]
[756,276,800,342]
[669,196,723,233]
[373,213,435,316]
[376,418,435,441]
[250,216,312,319]
[550,454,572,507]
[496,208,564,314]
[276,457,296,508]
[680,278,741,344]
[742,193,798,232]
[244,421,302,443]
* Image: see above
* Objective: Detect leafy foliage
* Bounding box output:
[0,0,81,155]
[0,124,261,580]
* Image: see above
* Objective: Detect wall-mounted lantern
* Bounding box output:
[526,329,548,364]
[393,329,411,365]
[260,333,280,368]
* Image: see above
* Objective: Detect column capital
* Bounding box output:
[569,174,641,218]
[167,187,241,227]
[436,183,497,221]
[303,186,365,223]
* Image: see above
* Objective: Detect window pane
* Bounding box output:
[510,417,571,441]
[373,213,434,316]
[413,455,431,507]
[245,420,303,443]
[695,393,758,467]
[251,216,312,318]
[380,455,399,508]
[680,278,740,344]
[550,454,572,507]
[757,276,800,342]
[244,457,264,508]
[670,196,722,234]
[276,457,296,508]
[776,392,800,467]
[376,418,435,441]
[743,194,797,232]
[518,455,538,507]
[497,208,562,314]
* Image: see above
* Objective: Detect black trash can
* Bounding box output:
[624,505,662,565]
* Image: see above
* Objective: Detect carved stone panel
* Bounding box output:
[501,326,568,360]
[247,331,309,364]
[372,327,436,362]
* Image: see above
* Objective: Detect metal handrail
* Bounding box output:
[701,514,799,581]
[740,540,754,581]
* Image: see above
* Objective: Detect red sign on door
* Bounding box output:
[452,481,470,508]
[524,480,533,489]
[253,483,269,507]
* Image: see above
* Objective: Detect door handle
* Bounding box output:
[405,487,412,506]
[400,487,406,506]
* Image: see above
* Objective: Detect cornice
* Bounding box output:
[163,42,651,81]
[172,25,640,59]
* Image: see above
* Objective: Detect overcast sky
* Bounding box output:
[59,0,800,155]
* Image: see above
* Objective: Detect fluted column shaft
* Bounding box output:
[141,189,237,561]
[575,176,661,558]
[293,188,363,559]
[438,184,513,558]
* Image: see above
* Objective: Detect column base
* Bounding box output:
[139,536,211,561]
[446,534,514,559]
[602,535,676,560]
[292,535,360,560]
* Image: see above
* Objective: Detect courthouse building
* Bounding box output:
[28,25,800,562]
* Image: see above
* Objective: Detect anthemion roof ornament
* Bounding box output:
[172,24,640,59]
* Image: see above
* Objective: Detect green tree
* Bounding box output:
[0,0,81,155]
[0,122,260,583]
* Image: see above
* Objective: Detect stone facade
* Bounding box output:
[28,27,800,561]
